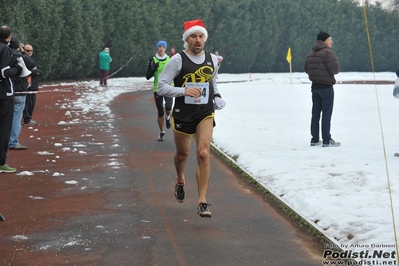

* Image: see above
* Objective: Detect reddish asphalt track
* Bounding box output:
[0,82,327,265]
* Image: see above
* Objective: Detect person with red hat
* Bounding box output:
[158,19,226,218]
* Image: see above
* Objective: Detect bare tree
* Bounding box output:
[389,0,399,12]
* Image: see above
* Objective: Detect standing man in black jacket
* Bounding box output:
[304,31,340,148]
[23,44,41,126]
[0,25,23,173]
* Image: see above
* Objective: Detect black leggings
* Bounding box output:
[23,94,36,124]
[0,98,14,165]
[154,92,172,117]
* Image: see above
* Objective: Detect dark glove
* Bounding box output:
[150,61,159,72]
[396,67,399,78]
[31,68,41,76]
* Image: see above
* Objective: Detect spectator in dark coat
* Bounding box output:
[304,31,340,148]
[0,25,23,173]
[22,44,41,126]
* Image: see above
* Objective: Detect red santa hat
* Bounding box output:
[182,19,208,48]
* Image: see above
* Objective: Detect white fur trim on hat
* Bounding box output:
[182,21,208,48]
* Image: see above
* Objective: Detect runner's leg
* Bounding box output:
[194,117,214,204]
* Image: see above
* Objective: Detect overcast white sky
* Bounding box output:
[356,0,390,7]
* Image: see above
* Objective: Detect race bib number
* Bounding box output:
[184,82,209,105]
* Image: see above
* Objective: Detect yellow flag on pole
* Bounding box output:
[286,47,292,63]
[286,47,293,83]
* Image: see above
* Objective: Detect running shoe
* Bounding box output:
[165,117,171,129]
[197,202,212,218]
[0,164,17,173]
[157,131,165,141]
[175,183,185,203]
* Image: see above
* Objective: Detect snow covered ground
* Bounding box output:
[214,72,399,263]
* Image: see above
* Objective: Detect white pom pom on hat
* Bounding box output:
[182,19,208,48]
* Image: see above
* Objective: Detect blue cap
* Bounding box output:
[156,40,167,49]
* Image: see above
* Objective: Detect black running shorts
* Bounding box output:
[172,113,215,135]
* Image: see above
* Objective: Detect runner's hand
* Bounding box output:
[184,87,202,98]
[214,97,226,110]
[150,60,159,72]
